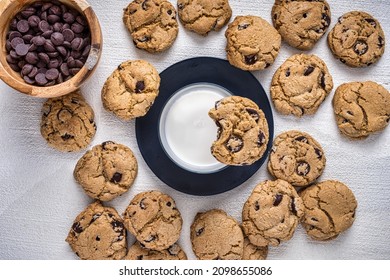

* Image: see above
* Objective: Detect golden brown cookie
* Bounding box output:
[272,0,331,50]
[101,60,160,120]
[327,11,385,67]
[65,201,127,260]
[74,141,138,201]
[177,0,232,36]
[208,96,269,166]
[190,209,244,260]
[242,237,268,260]
[124,241,187,260]
[332,81,390,138]
[123,0,179,52]
[271,53,333,117]
[267,130,326,187]
[300,180,357,241]
[242,179,304,247]
[225,15,281,71]
[123,190,183,251]
[40,90,96,152]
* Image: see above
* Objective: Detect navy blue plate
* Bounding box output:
[135,57,274,196]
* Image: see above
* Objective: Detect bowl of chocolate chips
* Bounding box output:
[0,0,102,98]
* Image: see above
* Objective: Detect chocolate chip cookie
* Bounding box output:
[225,15,281,71]
[271,53,333,117]
[242,179,304,247]
[268,130,326,187]
[190,209,244,260]
[327,11,385,67]
[272,0,331,50]
[177,0,232,36]
[74,141,138,201]
[123,0,179,52]
[101,60,160,120]
[242,237,268,260]
[300,180,357,241]
[123,190,182,251]
[40,90,96,152]
[208,96,269,166]
[332,81,390,138]
[124,241,187,260]
[65,201,127,260]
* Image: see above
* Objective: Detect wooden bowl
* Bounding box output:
[0,0,102,98]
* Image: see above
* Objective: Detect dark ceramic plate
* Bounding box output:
[135,57,274,196]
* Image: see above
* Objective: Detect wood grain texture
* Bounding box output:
[0,0,389,259]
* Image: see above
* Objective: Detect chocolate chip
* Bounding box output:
[26,52,39,64]
[139,198,146,210]
[135,81,145,93]
[246,108,259,122]
[21,7,36,18]
[32,36,46,46]
[311,217,319,222]
[365,18,377,28]
[320,73,326,88]
[72,222,82,233]
[71,37,83,50]
[291,198,297,215]
[273,13,277,21]
[166,201,172,207]
[340,58,346,64]
[101,141,115,150]
[295,136,308,143]
[285,68,290,77]
[167,9,172,15]
[238,23,250,30]
[38,20,51,32]
[322,13,330,27]
[61,133,74,140]
[296,161,310,176]
[38,52,50,64]
[22,34,34,42]
[27,66,38,78]
[137,36,150,43]
[226,136,243,153]
[378,36,384,48]
[21,64,33,76]
[95,236,100,241]
[254,201,260,211]
[45,68,59,80]
[304,66,315,76]
[48,14,60,24]
[17,20,29,33]
[15,44,29,56]
[111,220,124,230]
[11,37,24,49]
[314,148,323,159]
[168,244,179,256]
[51,32,64,46]
[23,75,35,84]
[196,228,204,236]
[110,172,122,183]
[144,235,156,242]
[69,68,80,75]
[258,131,266,146]
[71,22,84,33]
[63,12,75,23]
[215,121,222,139]
[62,28,74,42]
[353,40,368,55]
[244,54,257,65]
[273,194,283,206]
[142,0,149,10]
[91,213,101,222]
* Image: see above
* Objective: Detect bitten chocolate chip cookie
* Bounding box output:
[123,0,179,52]
[272,0,331,50]
[332,81,390,138]
[328,11,385,67]
[74,141,138,201]
[101,60,160,120]
[177,0,232,36]
[225,15,281,71]
[191,209,244,260]
[40,90,96,152]
[65,201,127,260]
[242,179,304,247]
[242,237,268,260]
[123,190,182,251]
[208,96,269,166]
[124,241,187,260]
[300,180,357,241]
[271,53,333,117]
[268,130,326,187]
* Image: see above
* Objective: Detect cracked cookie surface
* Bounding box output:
[225,15,281,71]
[333,81,390,138]
[242,179,304,247]
[40,90,96,152]
[102,60,160,120]
[177,0,232,36]
[74,141,138,201]
[300,180,357,241]
[125,241,187,260]
[190,209,244,260]
[65,201,127,260]
[123,190,182,251]
[268,130,326,187]
[271,53,333,116]
[272,0,331,50]
[123,0,179,52]
[208,96,269,166]
[327,11,385,67]
[242,237,268,260]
